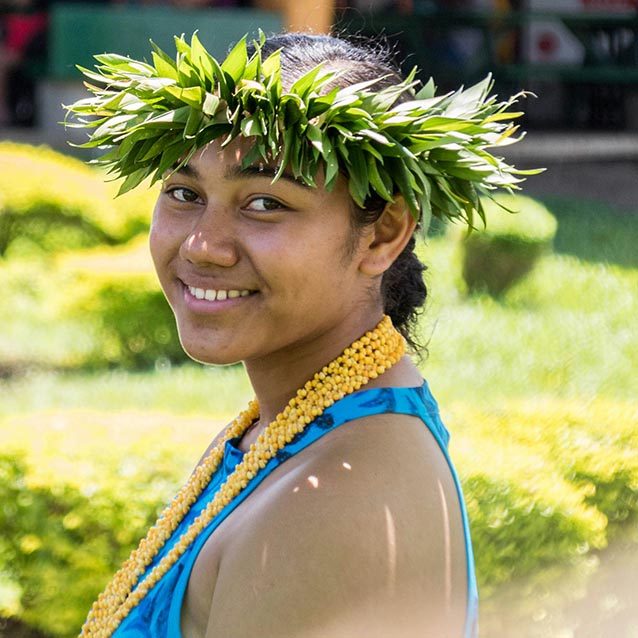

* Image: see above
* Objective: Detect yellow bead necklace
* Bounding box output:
[80,315,405,638]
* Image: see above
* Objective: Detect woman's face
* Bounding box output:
[150,139,380,367]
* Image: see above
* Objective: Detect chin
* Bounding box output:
[178,336,243,367]
[188,353,242,367]
[181,345,242,367]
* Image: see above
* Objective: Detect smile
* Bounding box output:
[187,285,253,301]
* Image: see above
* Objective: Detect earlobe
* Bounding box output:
[359,197,417,277]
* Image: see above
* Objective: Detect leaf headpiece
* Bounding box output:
[65,32,539,233]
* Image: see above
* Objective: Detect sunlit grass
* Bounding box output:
[1,196,637,637]
[419,207,638,405]
[2,409,226,489]
[1,197,636,414]
[0,364,251,418]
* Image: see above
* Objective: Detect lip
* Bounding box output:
[179,280,257,314]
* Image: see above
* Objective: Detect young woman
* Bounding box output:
[68,31,530,638]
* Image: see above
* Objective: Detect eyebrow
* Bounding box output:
[225,164,311,189]
[173,163,310,189]
[173,163,200,179]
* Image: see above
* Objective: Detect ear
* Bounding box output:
[358,196,417,277]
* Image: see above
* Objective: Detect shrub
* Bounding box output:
[2,397,637,636]
[458,194,558,296]
[0,453,173,637]
[470,399,638,531]
[449,397,638,591]
[0,143,156,257]
[0,236,185,371]
[58,238,187,369]
[0,411,215,638]
[0,254,137,372]
[456,436,607,593]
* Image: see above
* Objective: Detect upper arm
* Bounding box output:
[205,414,470,638]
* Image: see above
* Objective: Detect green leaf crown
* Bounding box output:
[65,32,539,233]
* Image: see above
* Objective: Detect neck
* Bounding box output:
[243,311,386,427]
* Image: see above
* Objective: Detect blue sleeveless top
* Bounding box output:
[113,382,478,637]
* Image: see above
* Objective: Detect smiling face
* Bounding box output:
[149,139,384,369]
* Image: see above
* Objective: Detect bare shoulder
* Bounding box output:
[206,413,470,638]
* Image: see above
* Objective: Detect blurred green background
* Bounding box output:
[0,141,637,637]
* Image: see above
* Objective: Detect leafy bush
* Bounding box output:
[58,238,187,369]
[455,434,607,593]
[1,398,637,636]
[457,400,638,530]
[458,195,558,295]
[0,453,174,637]
[0,237,184,371]
[0,258,74,371]
[0,411,215,637]
[0,237,185,371]
[0,143,156,257]
[449,397,638,591]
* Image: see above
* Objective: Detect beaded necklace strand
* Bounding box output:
[80,316,405,637]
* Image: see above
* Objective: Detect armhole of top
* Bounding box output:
[324,383,479,637]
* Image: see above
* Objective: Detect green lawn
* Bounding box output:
[2,195,636,412]
[1,195,637,637]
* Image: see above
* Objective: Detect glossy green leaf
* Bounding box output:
[66,31,540,224]
[221,36,248,84]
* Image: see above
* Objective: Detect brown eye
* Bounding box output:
[245,197,283,212]
[169,187,202,203]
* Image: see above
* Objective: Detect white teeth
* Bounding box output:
[188,285,252,301]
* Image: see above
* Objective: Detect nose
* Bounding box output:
[179,205,239,268]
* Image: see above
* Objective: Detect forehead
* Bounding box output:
[191,137,254,168]
[180,138,334,195]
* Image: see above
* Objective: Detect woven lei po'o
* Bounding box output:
[65,33,541,234]
[80,315,405,638]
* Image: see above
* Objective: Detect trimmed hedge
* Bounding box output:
[0,411,215,637]
[451,399,638,533]
[458,195,558,296]
[0,453,174,637]
[1,398,637,636]
[0,143,156,257]
[0,237,185,371]
[57,239,187,369]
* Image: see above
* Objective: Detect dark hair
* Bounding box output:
[250,34,428,351]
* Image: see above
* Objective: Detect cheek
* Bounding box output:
[149,223,164,255]
[307,227,359,282]
[273,233,357,301]
[148,225,186,308]
[149,211,180,272]
[148,228,168,283]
